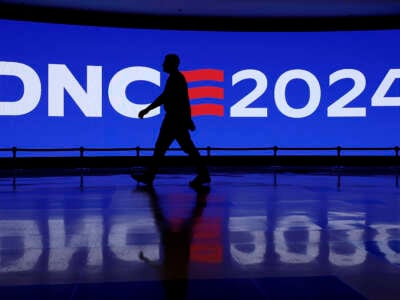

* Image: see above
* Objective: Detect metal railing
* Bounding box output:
[1,145,399,157]
[1,145,399,188]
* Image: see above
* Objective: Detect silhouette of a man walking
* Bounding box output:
[132,54,210,187]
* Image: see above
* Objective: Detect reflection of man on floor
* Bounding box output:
[131,54,210,187]
[138,186,209,300]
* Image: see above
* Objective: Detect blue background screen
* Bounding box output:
[0,19,399,155]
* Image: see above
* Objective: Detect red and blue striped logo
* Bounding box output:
[182,69,224,117]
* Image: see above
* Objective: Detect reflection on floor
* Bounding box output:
[0,171,399,299]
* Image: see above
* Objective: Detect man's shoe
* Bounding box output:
[189,174,211,187]
[131,173,154,186]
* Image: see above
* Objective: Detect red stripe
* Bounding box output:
[182,69,224,82]
[191,104,224,117]
[190,243,223,263]
[188,86,224,100]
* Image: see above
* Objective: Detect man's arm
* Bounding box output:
[138,94,165,119]
[138,78,172,119]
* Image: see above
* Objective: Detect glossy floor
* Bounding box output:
[0,171,399,299]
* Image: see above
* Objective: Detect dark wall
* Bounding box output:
[0,3,399,31]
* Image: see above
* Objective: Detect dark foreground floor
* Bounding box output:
[0,171,399,299]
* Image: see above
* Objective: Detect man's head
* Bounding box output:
[163,54,180,73]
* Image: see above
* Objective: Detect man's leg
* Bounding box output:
[148,124,175,177]
[176,130,210,186]
[132,120,174,185]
